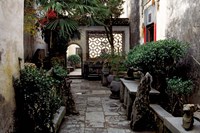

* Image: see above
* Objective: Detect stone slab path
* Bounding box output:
[58,79,154,133]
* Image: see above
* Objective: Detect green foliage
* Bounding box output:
[53,65,68,79]
[102,0,124,54]
[68,54,81,66]
[14,66,62,133]
[50,56,65,66]
[101,54,126,76]
[110,54,126,72]
[166,76,193,116]
[37,0,109,38]
[24,0,38,35]
[167,77,193,95]
[126,39,188,75]
[103,0,124,18]
[99,53,111,60]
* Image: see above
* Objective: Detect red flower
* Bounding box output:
[47,10,57,19]
[38,17,48,26]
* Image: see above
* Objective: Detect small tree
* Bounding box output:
[68,54,81,68]
[166,77,193,116]
[100,0,124,55]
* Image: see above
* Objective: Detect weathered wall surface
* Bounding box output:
[24,34,35,61]
[166,0,200,103]
[156,0,167,40]
[24,32,47,62]
[0,0,24,132]
[129,0,140,48]
[135,0,200,103]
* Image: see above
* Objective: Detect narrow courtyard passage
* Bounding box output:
[58,79,154,133]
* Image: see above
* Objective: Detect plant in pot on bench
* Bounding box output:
[166,76,193,117]
[67,54,81,69]
[166,77,194,130]
[108,54,127,99]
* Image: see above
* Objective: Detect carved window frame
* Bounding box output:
[86,31,125,59]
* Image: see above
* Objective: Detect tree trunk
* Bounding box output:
[104,15,114,55]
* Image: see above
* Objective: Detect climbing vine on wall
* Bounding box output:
[24,0,39,35]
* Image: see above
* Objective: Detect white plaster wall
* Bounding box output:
[69,26,130,61]
[34,31,48,56]
[156,0,167,40]
[0,0,24,132]
[67,44,79,57]
[139,0,144,44]
[121,0,129,18]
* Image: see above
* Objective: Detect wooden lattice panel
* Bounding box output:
[87,31,124,58]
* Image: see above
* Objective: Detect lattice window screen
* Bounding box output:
[87,31,124,58]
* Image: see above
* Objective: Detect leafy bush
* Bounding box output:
[51,56,65,67]
[166,77,193,116]
[14,66,62,133]
[67,54,81,66]
[167,77,193,95]
[126,39,188,75]
[109,54,127,73]
[53,65,68,79]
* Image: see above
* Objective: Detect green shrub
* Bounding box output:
[167,77,193,95]
[126,39,188,75]
[53,65,68,79]
[109,54,127,74]
[166,77,193,116]
[67,54,81,66]
[51,56,65,67]
[14,66,62,133]
[100,54,126,71]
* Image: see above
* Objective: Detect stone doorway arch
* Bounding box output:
[66,43,83,77]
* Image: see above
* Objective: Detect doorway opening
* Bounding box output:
[146,23,154,42]
[66,43,82,77]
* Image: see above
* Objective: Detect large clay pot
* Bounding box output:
[109,80,121,99]
[101,67,110,86]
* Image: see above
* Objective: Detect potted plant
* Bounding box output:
[67,54,81,69]
[166,76,193,116]
[108,54,127,99]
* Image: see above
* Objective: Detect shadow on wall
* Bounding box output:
[0,51,2,63]
[0,94,5,104]
[0,94,14,132]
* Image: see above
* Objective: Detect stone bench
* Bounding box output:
[150,104,200,133]
[120,78,160,120]
[164,117,200,133]
[150,104,173,121]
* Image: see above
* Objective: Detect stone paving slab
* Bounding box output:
[85,128,108,133]
[58,79,155,133]
[86,112,105,128]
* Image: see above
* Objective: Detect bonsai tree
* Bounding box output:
[166,77,193,116]
[109,54,126,78]
[67,54,81,68]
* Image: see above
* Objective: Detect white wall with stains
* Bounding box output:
[0,0,24,132]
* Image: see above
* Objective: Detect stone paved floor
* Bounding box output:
[58,79,154,133]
